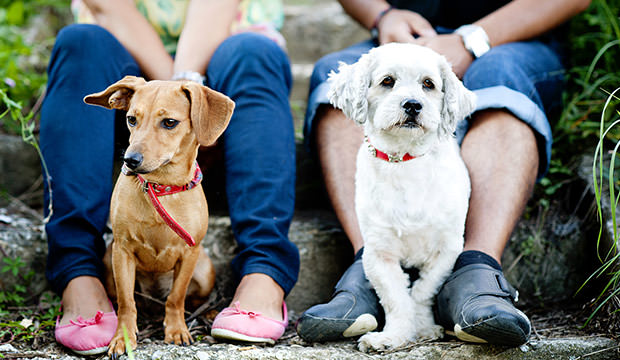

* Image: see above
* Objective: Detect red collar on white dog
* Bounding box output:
[122,163,203,247]
[365,137,418,163]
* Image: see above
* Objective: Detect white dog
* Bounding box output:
[328,43,476,351]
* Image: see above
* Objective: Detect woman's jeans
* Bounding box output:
[41,24,299,295]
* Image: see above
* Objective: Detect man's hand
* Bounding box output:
[415,34,474,79]
[376,9,436,45]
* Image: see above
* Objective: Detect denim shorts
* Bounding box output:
[304,37,565,179]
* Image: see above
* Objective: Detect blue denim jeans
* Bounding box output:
[41,24,299,295]
[304,37,564,179]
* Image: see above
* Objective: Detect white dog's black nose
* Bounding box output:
[124,152,143,170]
[402,99,422,118]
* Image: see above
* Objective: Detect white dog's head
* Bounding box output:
[328,43,476,153]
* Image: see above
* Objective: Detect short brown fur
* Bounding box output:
[84,75,234,357]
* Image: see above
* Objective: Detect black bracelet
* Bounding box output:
[370,5,394,39]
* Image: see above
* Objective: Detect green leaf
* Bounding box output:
[6,1,24,26]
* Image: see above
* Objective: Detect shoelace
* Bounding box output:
[69,311,104,327]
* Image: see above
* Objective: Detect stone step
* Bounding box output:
[282,2,368,65]
[0,174,599,314]
[3,336,619,359]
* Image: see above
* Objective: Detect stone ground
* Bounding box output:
[2,0,620,359]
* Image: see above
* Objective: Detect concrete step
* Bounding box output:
[0,168,599,313]
[2,335,619,359]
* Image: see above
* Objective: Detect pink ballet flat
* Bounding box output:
[55,304,118,355]
[211,301,288,344]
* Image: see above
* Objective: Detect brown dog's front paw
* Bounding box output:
[107,326,137,359]
[164,324,193,346]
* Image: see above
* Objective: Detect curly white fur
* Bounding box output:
[328,43,476,352]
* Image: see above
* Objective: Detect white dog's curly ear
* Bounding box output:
[327,57,372,125]
[439,61,477,137]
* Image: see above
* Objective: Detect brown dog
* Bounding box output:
[84,75,234,357]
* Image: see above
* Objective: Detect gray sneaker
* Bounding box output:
[295,248,383,342]
[435,263,531,346]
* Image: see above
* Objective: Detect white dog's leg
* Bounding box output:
[409,245,462,340]
[358,246,415,352]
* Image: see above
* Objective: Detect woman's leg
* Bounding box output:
[41,24,141,324]
[207,32,299,320]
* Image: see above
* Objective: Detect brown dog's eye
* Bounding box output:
[380,76,395,88]
[161,118,179,130]
[127,115,137,127]
[423,79,435,90]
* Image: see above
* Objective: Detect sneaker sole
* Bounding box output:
[342,313,378,337]
[296,313,377,342]
[211,328,276,344]
[448,310,530,346]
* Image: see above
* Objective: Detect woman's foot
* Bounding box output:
[58,276,113,326]
[55,276,117,355]
[210,273,288,344]
[230,273,285,321]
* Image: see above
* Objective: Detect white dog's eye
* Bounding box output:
[380,76,395,88]
[423,78,435,90]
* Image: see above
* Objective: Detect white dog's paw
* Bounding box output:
[358,331,408,352]
[415,324,444,341]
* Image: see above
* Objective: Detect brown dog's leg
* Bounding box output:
[186,249,216,309]
[108,242,138,357]
[164,249,200,345]
[102,243,117,301]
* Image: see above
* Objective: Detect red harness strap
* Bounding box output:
[124,163,203,247]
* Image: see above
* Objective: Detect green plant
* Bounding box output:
[578,87,620,326]
[0,0,69,134]
[0,255,60,345]
[558,0,620,146]
[1,89,53,221]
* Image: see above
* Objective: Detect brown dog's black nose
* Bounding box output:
[124,152,143,170]
[402,99,422,117]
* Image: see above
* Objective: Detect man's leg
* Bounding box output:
[434,109,537,346]
[462,109,538,261]
[315,106,365,254]
[296,105,382,342]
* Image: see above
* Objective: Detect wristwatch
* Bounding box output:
[455,24,491,58]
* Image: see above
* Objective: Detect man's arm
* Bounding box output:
[338,0,436,44]
[83,0,173,80]
[476,0,591,47]
[173,0,239,78]
[418,0,592,77]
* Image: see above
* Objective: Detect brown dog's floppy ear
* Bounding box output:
[83,75,147,110]
[182,82,235,146]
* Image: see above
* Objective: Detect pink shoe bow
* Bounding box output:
[211,301,288,344]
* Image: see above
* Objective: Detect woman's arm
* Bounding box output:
[83,0,173,80]
[173,0,240,78]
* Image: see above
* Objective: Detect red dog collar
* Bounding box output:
[365,137,418,163]
[123,163,203,247]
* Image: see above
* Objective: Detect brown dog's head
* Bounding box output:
[84,75,234,174]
